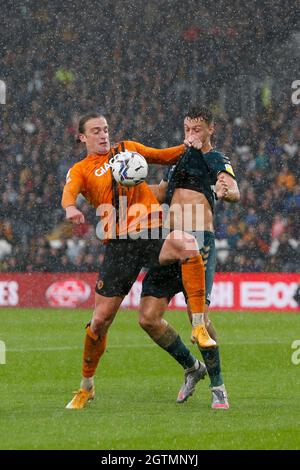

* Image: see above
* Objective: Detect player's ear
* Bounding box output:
[77,133,87,143]
[208,123,215,136]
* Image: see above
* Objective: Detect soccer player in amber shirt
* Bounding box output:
[62,113,214,409]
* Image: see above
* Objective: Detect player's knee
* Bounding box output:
[139,313,154,332]
[139,310,161,333]
[177,232,199,261]
[92,310,114,336]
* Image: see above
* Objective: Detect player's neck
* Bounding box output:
[86,149,110,157]
[202,142,213,153]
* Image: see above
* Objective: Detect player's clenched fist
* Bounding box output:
[215,174,229,199]
[66,205,85,224]
[184,136,203,150]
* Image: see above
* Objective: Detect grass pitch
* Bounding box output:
[0,308,299,450]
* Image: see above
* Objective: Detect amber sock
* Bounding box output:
[82,325,107,380]
[181,254,205,314]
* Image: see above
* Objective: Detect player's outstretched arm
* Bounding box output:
[132,141,186,165]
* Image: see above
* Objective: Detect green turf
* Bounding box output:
[0,308,299,450]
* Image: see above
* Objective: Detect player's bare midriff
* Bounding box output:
[166,187,214,233]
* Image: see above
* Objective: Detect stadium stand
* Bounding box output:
[0,0,299,272]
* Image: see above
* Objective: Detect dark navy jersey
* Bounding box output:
[163,147,236,212]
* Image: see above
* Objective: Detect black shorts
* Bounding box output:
[95,236,165,297]
[141,231,216,306]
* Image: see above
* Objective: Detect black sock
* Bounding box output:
[164,335,197,369]
[199,346,223,387]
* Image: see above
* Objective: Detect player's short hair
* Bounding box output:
[76,112,105,143]
[185,106,214,125]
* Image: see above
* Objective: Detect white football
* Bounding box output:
[112,150,148,187]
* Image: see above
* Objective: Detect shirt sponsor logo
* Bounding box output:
[94,156,116,177]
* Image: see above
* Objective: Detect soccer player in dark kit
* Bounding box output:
[140,106,240,409]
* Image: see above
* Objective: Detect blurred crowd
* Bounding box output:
[0,0,299,273]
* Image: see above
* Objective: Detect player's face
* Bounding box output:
[184,117,214,145]
[79,117,110,154]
